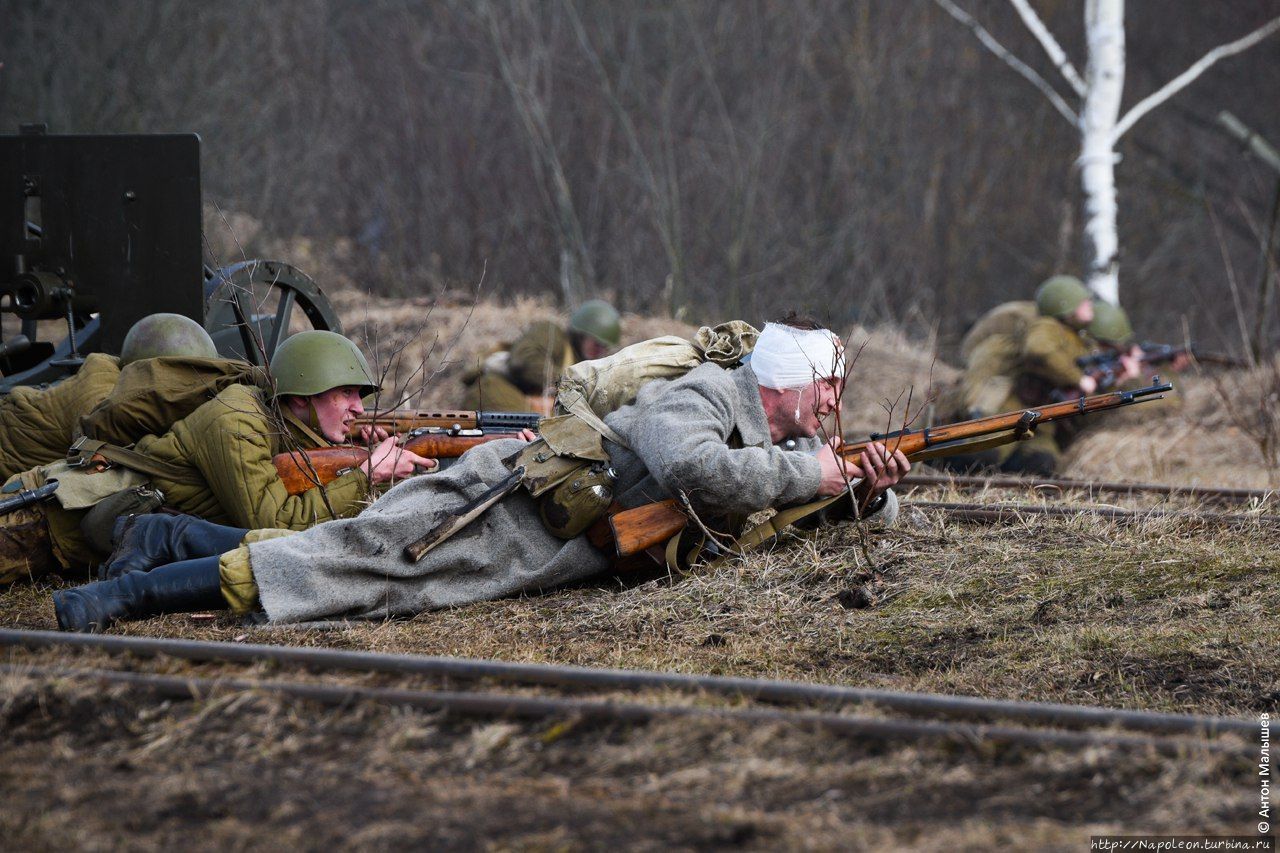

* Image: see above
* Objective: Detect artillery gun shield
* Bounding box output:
[0,127,203,391]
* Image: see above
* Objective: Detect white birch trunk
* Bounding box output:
[1080,0,1125,305]
[937,0,1279,307]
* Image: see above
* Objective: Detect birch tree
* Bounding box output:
[934,0,1280,304]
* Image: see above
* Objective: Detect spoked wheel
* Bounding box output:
[203,260,343,366]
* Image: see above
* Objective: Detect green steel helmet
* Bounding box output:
[119,313,219,366]
[569,299,621,349]
[1034,275,1092,319]
[269,330,378,398]
[1087,299,1135,345]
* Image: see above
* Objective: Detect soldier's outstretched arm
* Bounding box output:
[195,420,371,530]
[626,370,822,517]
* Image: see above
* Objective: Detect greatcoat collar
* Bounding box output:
[730,364,773,448]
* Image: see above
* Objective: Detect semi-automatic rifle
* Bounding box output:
[277,411,541,496]
[1078,343,1246,391]
[348,409,541,438]
[601,378,1173,561]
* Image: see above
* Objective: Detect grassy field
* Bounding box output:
[3,481,1274,848]
[2,298,1276,849]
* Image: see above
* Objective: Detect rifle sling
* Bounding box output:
[68,439,205,487]
[732,495,843,552]
[402,467,526,562]
[732,430,1034,553]
[907,428,1031,462]
[678,430,1036,564]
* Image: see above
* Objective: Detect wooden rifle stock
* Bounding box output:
[604,379,1173,558]
[605,499,686,558]
[273,431,511,496]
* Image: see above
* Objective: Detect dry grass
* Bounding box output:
[317,276,957,439]
[5,493,1276,718]
[4,503,1272,847]
[4,261,1277,846]
[1065,365,1280,489]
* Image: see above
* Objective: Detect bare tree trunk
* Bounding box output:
[1080,0,1125,305]
[483,1,593,306]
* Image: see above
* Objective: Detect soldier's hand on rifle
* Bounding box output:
[1116,350,1143,384]
[365,436,437,484]
[357,424,392,444]
[816,438,864,496]
[516,428,537,442]
[1078,374,1098,395]
[848,440,910,501]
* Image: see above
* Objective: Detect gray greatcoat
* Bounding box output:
[249,363,897,623]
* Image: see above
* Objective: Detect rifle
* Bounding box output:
[349,409,542,438]
[602,378,1173,561]
[0,481,58,516]
[1077,343,1247,391]
[274,425,525,496]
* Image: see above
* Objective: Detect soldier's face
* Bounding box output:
[763,376,842,442]
[797,377,841,434]
[305,386,368,443]
[580,337,611,360]
[1069,299,1095,327]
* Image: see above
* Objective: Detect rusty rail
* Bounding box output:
[1,663,1252,759]
[0,629,1255,738]
[905,472,1276,504]
[908,500,1280,526]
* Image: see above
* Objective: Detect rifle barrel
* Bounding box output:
[844,380,1170,463]
[350,409,541,439]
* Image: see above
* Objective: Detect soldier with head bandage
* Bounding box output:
[749,322,847,390]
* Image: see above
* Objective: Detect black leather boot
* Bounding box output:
[100,514,248,580]
[55,556,227,634]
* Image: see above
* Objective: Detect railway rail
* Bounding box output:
[907,500,1280,526]
[0,629,1257,758]
[905,472,1276,504]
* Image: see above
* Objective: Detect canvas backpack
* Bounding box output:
[515,321,759,538]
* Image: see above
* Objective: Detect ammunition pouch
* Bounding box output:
[538,463,617,540]
[36,458,150,511]
[20,436,198,557]
[513,414,615,539]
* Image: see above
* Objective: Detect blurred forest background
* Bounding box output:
[2,0,1279,355]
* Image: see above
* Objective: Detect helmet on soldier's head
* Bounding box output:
[1087,300,1135,346]
[1035,275,1092,320]
[569,300,621,349]
[270,330,379,398]
[120,313,219,366]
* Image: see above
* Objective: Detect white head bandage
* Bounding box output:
[750,322,845,390]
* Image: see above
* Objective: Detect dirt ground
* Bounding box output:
[3,272,1277,848]
[0,665,1260,852]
